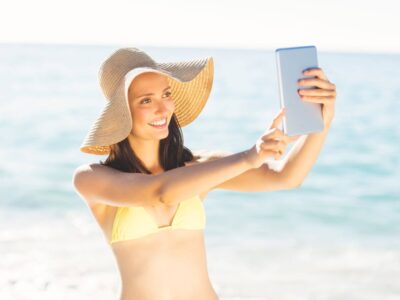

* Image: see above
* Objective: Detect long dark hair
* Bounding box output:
[99,113,195,174]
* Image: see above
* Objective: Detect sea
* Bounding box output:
[0,43,399,299]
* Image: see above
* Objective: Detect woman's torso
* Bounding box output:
[86,162,219,300]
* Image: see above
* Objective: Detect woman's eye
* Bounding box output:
[140,98,151,104]
[164,91,172,97]
[140,92,171,104]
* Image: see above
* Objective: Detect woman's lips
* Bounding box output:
[148,118,167,129]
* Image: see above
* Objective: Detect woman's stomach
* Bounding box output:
[111,229,219,299]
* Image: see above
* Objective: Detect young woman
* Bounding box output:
[72,47,336,299]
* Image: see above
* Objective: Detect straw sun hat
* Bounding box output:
[80,47,214,155]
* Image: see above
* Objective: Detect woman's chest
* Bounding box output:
[88,192,207,242]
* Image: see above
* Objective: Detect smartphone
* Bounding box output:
[275,45,324,136]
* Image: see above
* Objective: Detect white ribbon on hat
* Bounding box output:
[124,68,174,104]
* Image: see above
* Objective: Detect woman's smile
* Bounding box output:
[148,117,168,129]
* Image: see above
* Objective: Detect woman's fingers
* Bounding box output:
[300,95,336,104]
[260,139,286,156]
[298,88,336,97]
[258,108,302,161]
[303,67,328,81]
[263,127,297,144]
[298,77,335,90]
[260,131,301,160]
[270,107,285,129]
[260,148,283,160]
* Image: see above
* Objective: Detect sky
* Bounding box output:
[1,0,399,54]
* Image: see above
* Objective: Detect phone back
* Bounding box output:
[275,45,324,136]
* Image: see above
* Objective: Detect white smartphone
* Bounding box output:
[275,45,324,136]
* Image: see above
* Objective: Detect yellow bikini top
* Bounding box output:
[109,194,206,244]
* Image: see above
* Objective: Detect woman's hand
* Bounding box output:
[297,68,337,129]
[245,108,301,169]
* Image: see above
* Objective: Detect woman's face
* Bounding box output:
[127,72,175,140]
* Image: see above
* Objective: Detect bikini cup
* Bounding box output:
[110,194,206,244]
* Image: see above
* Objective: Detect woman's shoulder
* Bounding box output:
[184,149,208,166]
[73,162,109,174]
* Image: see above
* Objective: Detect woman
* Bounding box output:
[72,47,336,299]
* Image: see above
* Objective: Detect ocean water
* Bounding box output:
[0,43,399,299]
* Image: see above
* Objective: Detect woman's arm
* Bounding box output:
[281,126,330,187]
[190,149,298,193]
[184,127,328,192]
[158,150,252,205]
[205,67,336,192]
[158,108,300,205]
[72,150,253,208]
[281,67,336,186]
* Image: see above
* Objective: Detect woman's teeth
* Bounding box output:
[149,118,167,126]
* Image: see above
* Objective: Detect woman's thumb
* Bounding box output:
[270,107,286,129]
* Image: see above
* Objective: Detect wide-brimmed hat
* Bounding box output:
[80,47,214,155]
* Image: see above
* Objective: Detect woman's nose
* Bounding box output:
[155,100,169,113]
